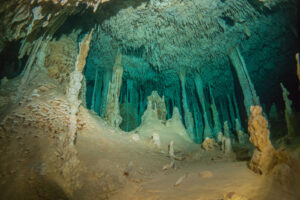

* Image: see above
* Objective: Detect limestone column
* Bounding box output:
[209,85,222,137]
[228,45,260,116]
[91,68,99,111]
[105,53,123,128]
[178,70,195,140]
[194,73,213,139]
[227,94,235,128]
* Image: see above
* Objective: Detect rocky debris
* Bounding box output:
[202,138,216,151]
[198,170,213,178]
[223,192,248,200]
[174,174,187,187]
[130,134,140,142]
[162,160,175,171]
[124,161,133,176]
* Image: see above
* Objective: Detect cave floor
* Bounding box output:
[0,79,300,200]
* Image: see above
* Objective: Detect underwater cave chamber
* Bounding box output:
[0,0,300,199]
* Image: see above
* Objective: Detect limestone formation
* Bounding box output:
[168,141,175,158]
[166,107,191,141]
[202,138,216,151]
[235,119,248,144]
[141,91,167,125]
[209,85,222,137]
[148,91,167,121]
[195,73,213,139]
[228,46,260,116]
[280,83,295,137]
[105,53,123,128]
[248,105,290,175]
[178,70,194,139]
[222,121,232,154]
[62,30,93,193]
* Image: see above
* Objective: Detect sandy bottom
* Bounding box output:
[0,104,299,200]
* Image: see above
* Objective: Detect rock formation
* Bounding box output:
[248,105,290,175]
[178,70,194,139]
[280,83,295,137]
[209,85,222,138]
[235,119,248,145]
[45,31,79,88]
[62,29,93,193]
[194,73,213,140]
[105,53,123,128]
[222,121,232,154]
[228,46,260,116]
[141,91,167,125]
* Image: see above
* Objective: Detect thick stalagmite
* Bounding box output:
[228,46,260,116]
[63,29,93,193]
[195,73,213,140]
[248,105,291,175]
[105,53,123,128]
[178,70,194,140]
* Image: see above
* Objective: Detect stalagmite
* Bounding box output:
[63,29,93,192]
[80,76,87,107]
[228,45,260,116]
[280,83,295,137]
[141,91,167,125]
[248,105,290,175]
[222,121,232,154]
[178,70,194,139]
[194,73,213,140]
[166,107,191,141]
[105,53,123,128]
[236,119,248,144]
[209,85,222,137]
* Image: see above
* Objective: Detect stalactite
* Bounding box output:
[209,85,222,137]
[227,94,235,128]
[228,45,260,116]
[95,75,103,115]
[19,36,47,93]
[178,70,195,140]
[232,93,242,127]
[194,73,212,140]
[100,70,111,117]
[105,53,123,128]
[91,68,98,111]
[280,83,295,137]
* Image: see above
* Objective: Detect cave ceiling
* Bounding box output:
[0,0,298,102]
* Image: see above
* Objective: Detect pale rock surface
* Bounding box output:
[105,53,123,128]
